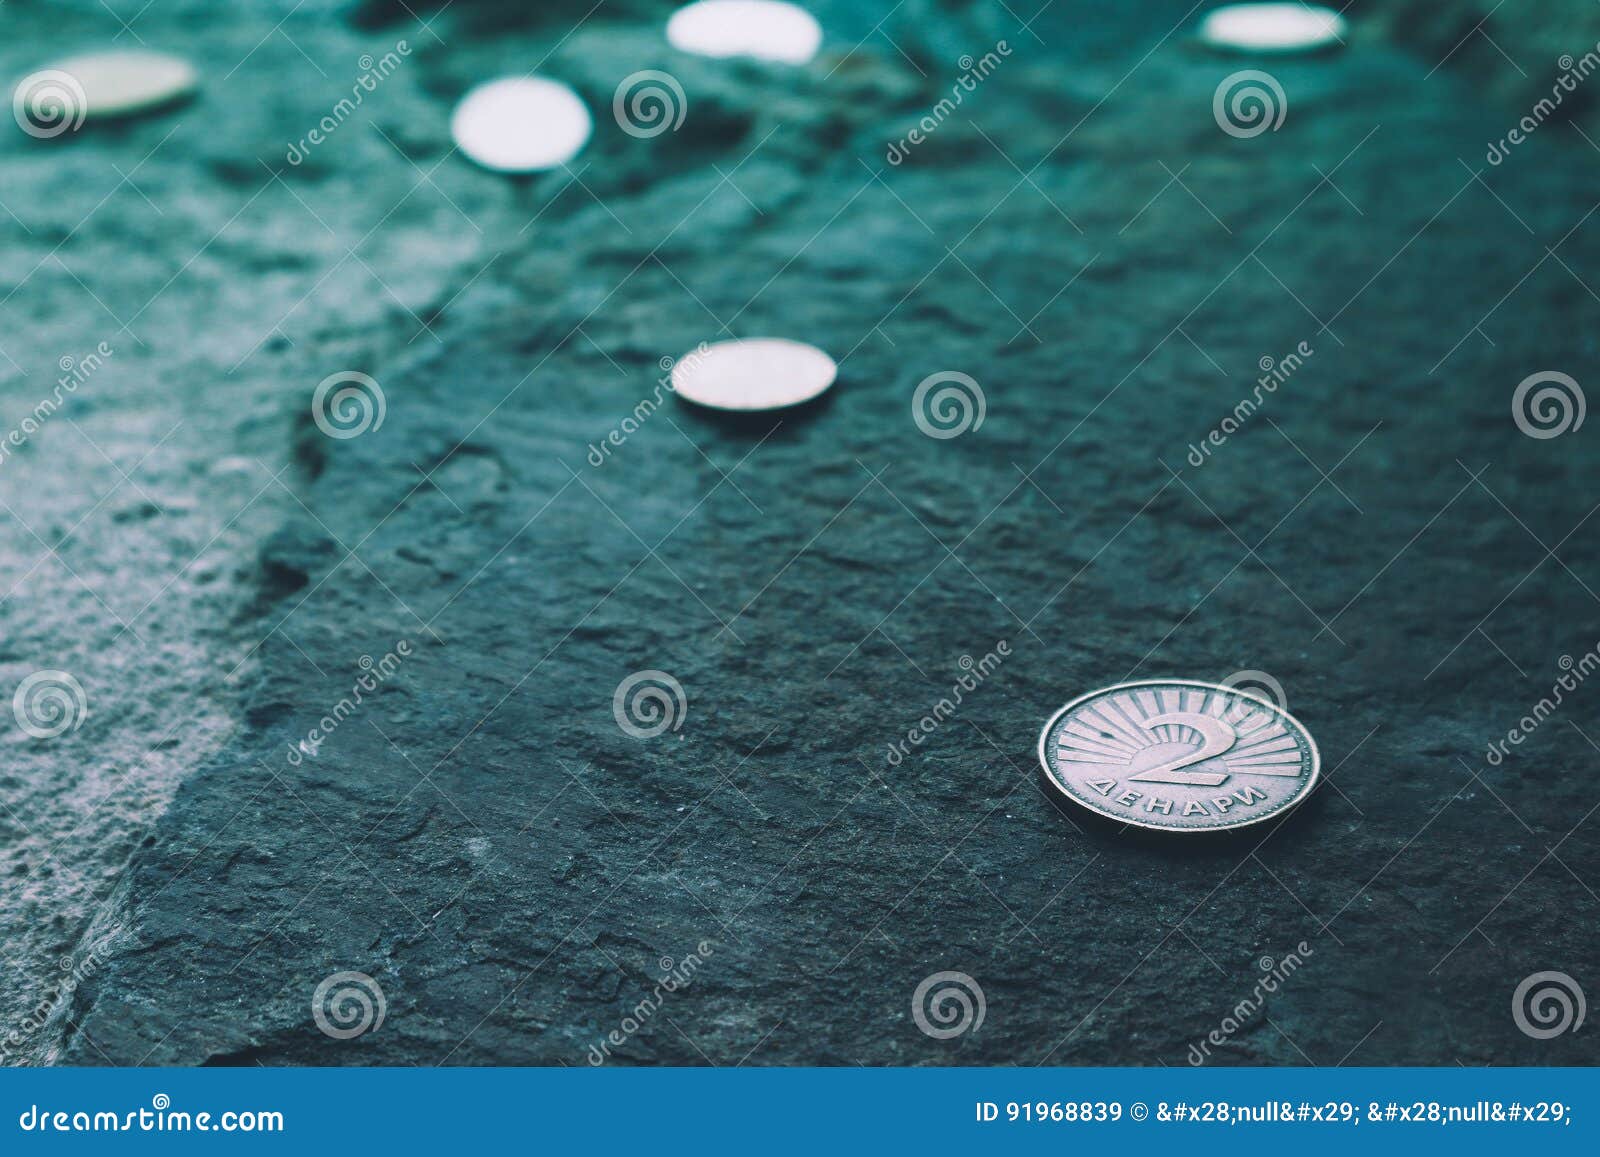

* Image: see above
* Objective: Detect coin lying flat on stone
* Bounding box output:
[450,77,592,172]
[666,0,824,65]
[25,50,197,124]
[671,337,837,411]
[1038,679,1319,832]
[1198,4,1346,53]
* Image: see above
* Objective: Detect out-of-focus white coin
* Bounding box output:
[25,50,197,123]
[671,338,837,410]
[451,77,592,172]
[1198,4,1346,53]
[666,0,823,65]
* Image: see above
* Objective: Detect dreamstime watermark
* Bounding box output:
[1511,371,1584,439]
[912,370,985,439]
[286,641,412,765]
[1213,70,1286,139]
[1487,47,1600,165]
[1484,646,1600,766]
[285,41,411,164]
[12,69,86,138]
[886,642,1010,766]
[312,370,386,439]
[0,946,106,1064]
[17,1096,284,1133]
[12,670,88,739]
[587,344,711,466]
[911,971,986,1039]
[311,971,386,1040]
[613,670,687,739]
[1512,971,1585,1039]
[586,941,715,1064]
[1217,668,1287,724]
[885,42,1011,165]
[1186,341,1312,466]
[1187,942,1313,1065]
[613,70,687,139]
[0,342,113,471]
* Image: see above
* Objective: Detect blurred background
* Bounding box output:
[1,0,1597,1066]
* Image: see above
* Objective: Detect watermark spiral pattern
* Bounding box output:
[13,70,86,138]
[312,971,387,1040]
[1512,371,1585,439]
[1217,668,1287,725]
[12,670,88,739]
[911,970,986,1039]
[1213,70,1287,139]
[1512,971,1586,1039]
[312,371,386,440]
[613,70,687,139]
[613,670,688,739]
[912,371,985,439]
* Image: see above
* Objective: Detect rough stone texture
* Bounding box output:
[1,0,1596,1066]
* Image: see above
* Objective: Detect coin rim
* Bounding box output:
[1036,678,1322,833]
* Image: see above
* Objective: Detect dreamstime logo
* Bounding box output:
[0,341,113,472]
[1188,943,1313,1065]
[1512,971,1585,1039]
[1217,669,1286,725]
[912,371,985,439]
[885,40,1012,165]
[911,971,985,1039]
[312,370,386,439]
[613,70,687,139]
[311,971,387,1040]
[1487,43,1600,165]
[1213,70,1287,139]
[286,641,413,766]
[1512,371,1585,439]
[886,641,1010,766]
[285,40,411,164]
[12,670,88,739]
[588,344,711,467]
[0,945,106,1064]
[613,670,687,739]
[13,70,86,139]
[586,941,715,1065]
[1187,341,1312,467]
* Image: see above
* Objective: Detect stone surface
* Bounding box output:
[1,0,1596,1067]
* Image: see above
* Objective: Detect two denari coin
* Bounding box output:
[1038,680,1320,833]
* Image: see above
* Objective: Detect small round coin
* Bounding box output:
[666,0,824,65]
[451,77,592,173]
[38,49,197,121]
[1198,4,1346,54]
[1038,679,1319,832]
[671,337,836,411]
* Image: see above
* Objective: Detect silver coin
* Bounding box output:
[666,1,823,65]
[1198,4,1346,54]
[671,337,836,411]
[37,50,197,121]
[451,77,592,173]
[1038,679,1319,832]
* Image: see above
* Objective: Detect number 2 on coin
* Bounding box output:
[1127,712,1235,786]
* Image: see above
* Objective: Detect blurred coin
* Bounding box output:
[451,77,591,172]
[672,338,836,411]
[1038,679,1319,832]
[1198,4,1346,53]
[667,1,823,65]
[29,50,196,123]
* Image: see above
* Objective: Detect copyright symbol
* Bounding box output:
[1131,1102,1148,1121]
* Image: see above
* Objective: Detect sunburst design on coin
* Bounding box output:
[1038,679,1318,832]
